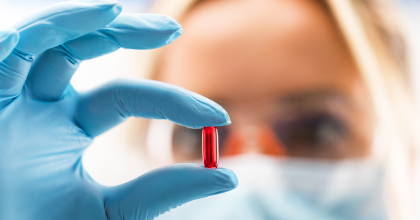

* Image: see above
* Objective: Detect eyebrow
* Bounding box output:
[210,89,347,109]
[278,90,347,108]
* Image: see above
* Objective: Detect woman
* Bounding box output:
[140,0,419,219]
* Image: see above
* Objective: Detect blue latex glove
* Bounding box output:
[0,1,237,219]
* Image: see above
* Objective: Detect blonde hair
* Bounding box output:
[143,0,420,219]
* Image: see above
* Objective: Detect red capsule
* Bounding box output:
[202,127,219,168]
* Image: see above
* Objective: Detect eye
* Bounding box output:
[272,112,349,158]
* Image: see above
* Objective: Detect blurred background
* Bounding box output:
[0,0,420,185]
[3,0,420,219]
[0,0,419,186]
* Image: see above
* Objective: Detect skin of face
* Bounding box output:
[156,0,374,161]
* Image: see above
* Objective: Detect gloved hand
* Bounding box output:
[0,1,237,220]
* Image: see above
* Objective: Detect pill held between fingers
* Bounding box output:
[202,127,218,169]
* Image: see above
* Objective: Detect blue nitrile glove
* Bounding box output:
[0,1,237,220]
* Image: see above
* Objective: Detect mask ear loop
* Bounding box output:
[146,120,175,168]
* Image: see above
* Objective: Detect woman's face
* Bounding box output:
[157,0,374,162]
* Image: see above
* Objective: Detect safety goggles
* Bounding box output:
[146,90,372,167]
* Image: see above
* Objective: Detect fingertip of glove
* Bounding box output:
[208,101,231,127]
[213,168,238,191]
[150,14,184,46]
[95,0,123,17]
[166,27,184,45]
[177,164,238,194]
[104,13,183,49]
[187,91,231,127]
[110,1,123,15]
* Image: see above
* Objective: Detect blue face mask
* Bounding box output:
[156,154,387,220]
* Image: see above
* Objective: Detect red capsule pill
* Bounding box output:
[202,126,219,169]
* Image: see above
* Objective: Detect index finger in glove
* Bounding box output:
[104,164,238,220]
[75,78,231,137]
